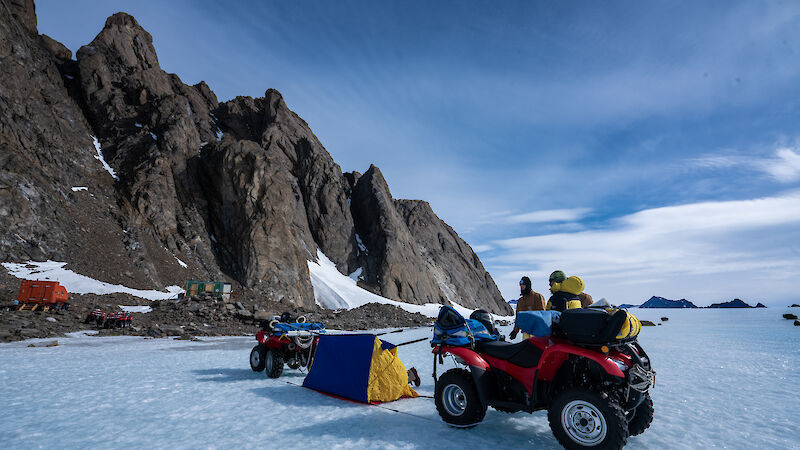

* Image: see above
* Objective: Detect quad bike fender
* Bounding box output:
[432,345,491,370]
[257,332,290,349]
[538,343,625,380]
[433,346,494,407]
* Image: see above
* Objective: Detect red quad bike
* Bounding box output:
[249,314,324,379]
[432,307,655,449]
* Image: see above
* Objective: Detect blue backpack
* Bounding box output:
[431,306,497,346]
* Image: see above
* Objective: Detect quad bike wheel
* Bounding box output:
[264,349,284,379]
[434,368,486,428]
[626,392,654,436]
[548,388,628,449]
[250,344,266,372]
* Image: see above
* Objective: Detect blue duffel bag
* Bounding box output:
[516,310,561,337]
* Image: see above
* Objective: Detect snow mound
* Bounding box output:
[307,250,508,318]
[2,260,182,301]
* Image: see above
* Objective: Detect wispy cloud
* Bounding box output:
[687,146,800,184]
[498,208,592,225]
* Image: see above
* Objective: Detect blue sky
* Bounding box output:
[38,1,800,306]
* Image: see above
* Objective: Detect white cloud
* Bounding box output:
[487,191,800,305]
[762,147,800,183]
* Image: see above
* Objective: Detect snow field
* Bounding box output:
[1,309,798,449]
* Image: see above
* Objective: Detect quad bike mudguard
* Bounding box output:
[537,340,626,380]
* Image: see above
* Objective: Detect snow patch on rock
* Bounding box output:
[348,267,363,282]
[2,260,182,300]
[91,136,118,181]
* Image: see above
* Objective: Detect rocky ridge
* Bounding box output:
[0,1,511,321]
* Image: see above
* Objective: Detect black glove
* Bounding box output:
[509,329,518,340]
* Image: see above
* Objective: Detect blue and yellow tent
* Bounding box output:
[302,334,418,403]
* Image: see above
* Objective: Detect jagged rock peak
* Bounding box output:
[77,11,160,72]
[104,11,139,28]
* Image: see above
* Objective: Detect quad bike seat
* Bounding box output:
[476,339,542,368]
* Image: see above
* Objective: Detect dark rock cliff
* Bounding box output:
[0,2,511,315]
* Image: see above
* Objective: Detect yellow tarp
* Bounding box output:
[366,338,418,403]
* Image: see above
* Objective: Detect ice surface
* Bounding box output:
[175,257,188,268]
[71,187,88,192]
[307,250,505,318]
[1,309,798,448]
[149,132,158,141]
[2,260,183,300]
[92,135,118,181]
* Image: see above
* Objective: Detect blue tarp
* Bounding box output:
[516,310,561,337]
[271,322,325,336]
[302,334,375,403]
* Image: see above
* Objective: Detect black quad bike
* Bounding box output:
[432,307,655,449]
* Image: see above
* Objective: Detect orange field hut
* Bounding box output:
[16,280,70,311]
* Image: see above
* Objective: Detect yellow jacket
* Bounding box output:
[546,276,584,311]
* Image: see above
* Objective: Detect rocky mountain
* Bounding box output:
[639,296,697,308]
[0,1,511,315]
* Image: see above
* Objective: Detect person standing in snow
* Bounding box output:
[549,270,593,308]
[509,276,545,340]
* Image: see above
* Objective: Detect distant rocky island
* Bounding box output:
[639,296,698,308]
[708,299,766,308]
[620,296,766,309]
